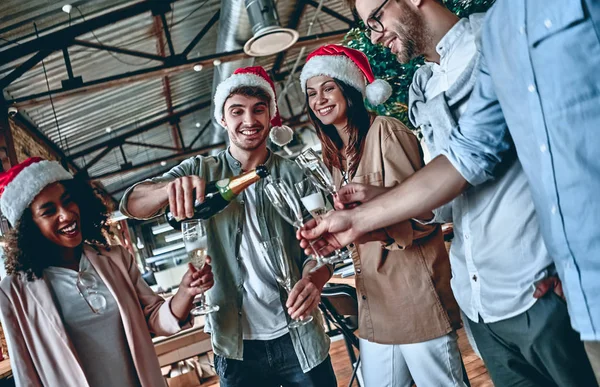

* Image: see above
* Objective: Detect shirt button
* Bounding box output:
[237,227,242,234]
[349,243,355,248]
[356,268,362,274]
[238,311,242,316]
[240,199,245,205]
[472,275,477,282]
[551,205,557,215]
[519,26,526,35]
[540,144,547,153]
[361,295,367,300]
[464,234,469,240]
[544,19,553,29]
[528,84,536,93]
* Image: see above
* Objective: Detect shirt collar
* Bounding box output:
[435,18,469,63]
[225,147,273,172]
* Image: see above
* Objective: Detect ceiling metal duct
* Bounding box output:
[208,0,297,147]
[244,0,299,57]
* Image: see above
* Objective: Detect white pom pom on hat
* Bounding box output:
[300,44,393,106]
[213,66,294,147]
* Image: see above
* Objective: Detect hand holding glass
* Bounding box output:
[265,178,328,272]
[259,237,313,329]
[295,150,352,263]
[182,220,219,315]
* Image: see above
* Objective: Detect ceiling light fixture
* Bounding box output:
[105,127,112,133]
[243,0,299,57]
[62,4,72,13]
[193,64,203,72]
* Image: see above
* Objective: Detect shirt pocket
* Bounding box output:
[529,1,586,47]
[353,171,383,185]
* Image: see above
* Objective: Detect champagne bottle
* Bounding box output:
[164,165,270,229]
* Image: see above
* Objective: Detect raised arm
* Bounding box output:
[120,157,206,220]
[301,49,511,254]
[123,181,171,219]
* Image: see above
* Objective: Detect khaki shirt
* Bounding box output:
[334,116,461,344]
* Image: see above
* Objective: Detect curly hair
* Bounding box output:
[3,178,112,281]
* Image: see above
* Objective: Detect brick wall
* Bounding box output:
[9,120,58,163]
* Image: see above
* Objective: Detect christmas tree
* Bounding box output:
[343,0,496,134]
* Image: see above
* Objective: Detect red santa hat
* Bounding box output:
[213,66,294,147]
[0,157,73,226]
[300,44,392,105]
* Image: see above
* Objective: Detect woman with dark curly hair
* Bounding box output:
[0,157,214,387]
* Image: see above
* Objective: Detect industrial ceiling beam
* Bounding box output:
[272,1,306,75]
[152,15,182,151]
[0,0,174,66]
[304,0,354,26]
[8,29,350,108]
[73,39,166,62]
[181,10,220,58]
[187,120,211,150]
[0,1,119,48]
[0,50,53,90]
[123,141,179,152]
[67,99,211,160]
[82,146,113,171]
[90,142,227,181]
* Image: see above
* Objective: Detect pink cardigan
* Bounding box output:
[0,244,192,387]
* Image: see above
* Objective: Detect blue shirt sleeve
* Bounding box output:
[442,45,512,186]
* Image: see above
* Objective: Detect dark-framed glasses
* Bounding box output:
[366,0,390,34]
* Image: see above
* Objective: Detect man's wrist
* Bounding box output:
[352,206,370,239]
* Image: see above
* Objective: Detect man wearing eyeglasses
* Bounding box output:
[302,0,600,385]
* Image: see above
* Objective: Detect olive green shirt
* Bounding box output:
[120,149,330,372]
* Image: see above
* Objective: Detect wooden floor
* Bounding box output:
[198,328,492,386]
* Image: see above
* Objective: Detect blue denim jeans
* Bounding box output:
[214,333,336,387]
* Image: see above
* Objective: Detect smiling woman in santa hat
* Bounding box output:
[300,44,468,386]
[0,157,213,387]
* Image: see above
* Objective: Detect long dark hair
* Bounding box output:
[3,178,111,281]
[306,79,372,179]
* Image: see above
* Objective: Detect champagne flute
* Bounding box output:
[264,179,328,271]
[259,236,313,329]
[295,149,352,263]
[181,220,220,315]
[295,178,328,219]
[295,148,338,196]
[294,178,340,269]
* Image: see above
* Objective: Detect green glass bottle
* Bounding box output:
[165,165,269,229]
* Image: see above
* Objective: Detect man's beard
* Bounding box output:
[393,2,430,64]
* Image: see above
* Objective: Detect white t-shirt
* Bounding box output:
[44,255,140,387]
[239,185,289,340]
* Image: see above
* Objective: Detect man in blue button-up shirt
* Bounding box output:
[300,0,600,381]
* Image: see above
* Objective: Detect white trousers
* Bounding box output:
[359,331,467,387]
